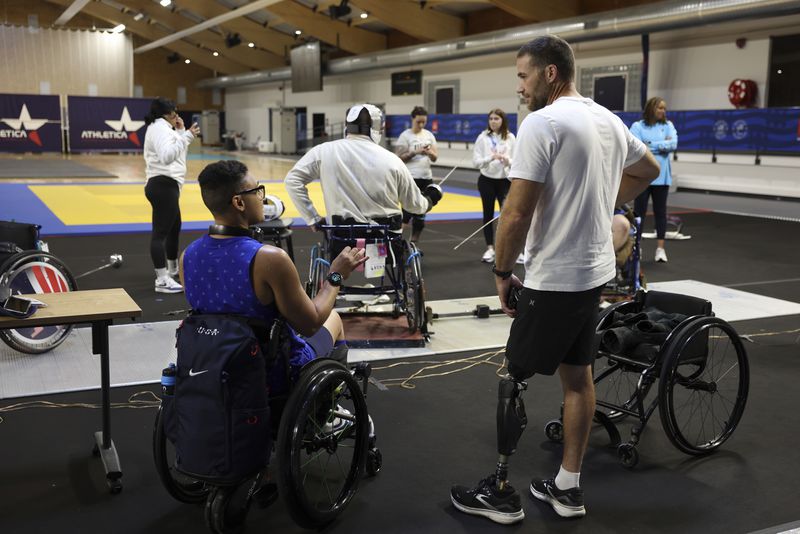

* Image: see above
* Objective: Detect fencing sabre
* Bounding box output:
[453,215,500,250]
[436,153,471,187]
[74,254,123,280]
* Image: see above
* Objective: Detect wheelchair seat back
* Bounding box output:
[161,314,274,485]
[0,220,41,268]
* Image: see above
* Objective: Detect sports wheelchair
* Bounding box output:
[544,290,749,468]
[307,222,427,334]
[0,221,77,353]
[152,316,382,533]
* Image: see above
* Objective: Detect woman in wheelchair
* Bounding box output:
[156,160,375,532]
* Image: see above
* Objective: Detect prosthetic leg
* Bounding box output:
[495,376,528,489]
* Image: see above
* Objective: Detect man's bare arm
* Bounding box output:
[494,179,542,272]
[616,151,660,206]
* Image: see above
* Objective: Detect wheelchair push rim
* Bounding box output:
[0,252,77,354]
[276,359,369,529]
[152,405,210,504]
[658,317,750,455]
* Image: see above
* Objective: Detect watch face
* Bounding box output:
[328,272,343,285]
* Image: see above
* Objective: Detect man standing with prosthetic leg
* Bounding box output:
[450,35,659,524]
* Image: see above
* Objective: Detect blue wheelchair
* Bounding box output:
[307,223,427,335]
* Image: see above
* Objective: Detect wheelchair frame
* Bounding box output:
[306,224,427,334]
[545,290,749,468]
[153,354,381,533]
[602,214,645,302]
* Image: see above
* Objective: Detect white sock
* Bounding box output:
[554,465,580,490]
[167,259,178,273]
[155,267,168,281]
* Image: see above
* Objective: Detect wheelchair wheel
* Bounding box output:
[593,359,644,422]
[404,242,425,333]
[204,482,256,534]
[152,405,209,504]
[658,317,749,455]
[276,359,369,529]
[0,252,77,354]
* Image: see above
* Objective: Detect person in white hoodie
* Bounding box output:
[472,109,519,264]
[143,97,199,294]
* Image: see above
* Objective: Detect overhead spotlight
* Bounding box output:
[212,51,219,56]
[328,0,351,19]
[225,33,242,48]
[159,0,171,7]
[184,59,191,64]
[167,52,180,64]
[111,23,125,33]
[133,12,145,22]
[360,12,368,19]
[248,42,255,48]
[294,30,302,36]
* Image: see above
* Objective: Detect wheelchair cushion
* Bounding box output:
[163,314,272,485]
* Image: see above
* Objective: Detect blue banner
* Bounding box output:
[67,96,151,153]
[0,93,62,153]
[387,113,518,143]
[616,107,800,154]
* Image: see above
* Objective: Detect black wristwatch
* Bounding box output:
[491,264,513,280]
[326,271,343,287]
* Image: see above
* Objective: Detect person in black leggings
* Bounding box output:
[142,97,199,293]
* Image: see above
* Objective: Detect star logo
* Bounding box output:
[104,107,146,146]
[0,104,48,146]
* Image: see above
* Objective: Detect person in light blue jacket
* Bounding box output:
[630,97,677,263]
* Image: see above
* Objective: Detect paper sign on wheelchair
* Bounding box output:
[364,243,387,278]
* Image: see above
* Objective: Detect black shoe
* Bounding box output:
[529,478,585,518]
[451,475,524,525]
[252,482,278,509]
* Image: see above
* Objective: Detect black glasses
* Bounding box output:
[234,184,265,199]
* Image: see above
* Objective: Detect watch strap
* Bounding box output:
[491,264,513,280]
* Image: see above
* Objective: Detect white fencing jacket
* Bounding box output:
[143,118,194,185]
[284,135,431,225]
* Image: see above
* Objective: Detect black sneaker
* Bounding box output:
[451,475,525,525]
[529,478,585,518]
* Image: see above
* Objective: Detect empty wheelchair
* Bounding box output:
[307,223,426,334]
[0,220,77,354]
[544,290,749,468]
[153,315,381,533]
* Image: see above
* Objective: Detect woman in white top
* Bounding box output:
[143,97,199,293]
[472,108,519,263]
[395,106,438,243]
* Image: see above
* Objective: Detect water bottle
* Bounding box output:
[161,363,177,396]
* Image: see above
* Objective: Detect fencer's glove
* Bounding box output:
[423,183,443,208]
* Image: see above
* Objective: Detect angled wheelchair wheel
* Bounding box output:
[658,317,749,455]
[404,242,425,333]
[276,359,369,529]
[593,358,645,422]
[0,251,77,354]
[152,405,209,504]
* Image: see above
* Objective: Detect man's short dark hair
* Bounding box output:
[198,160,249,215]
[517,35,575,83]
[411,106,428,118]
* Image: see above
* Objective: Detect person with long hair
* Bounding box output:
[472,109,520,263]
[395,106,438,243]
[630,97,678,263]
[143,97,200,293]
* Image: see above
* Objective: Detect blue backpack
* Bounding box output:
[161,314,285,484]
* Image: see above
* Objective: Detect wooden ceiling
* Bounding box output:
[5,0,661,75]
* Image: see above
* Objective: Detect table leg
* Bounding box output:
[91,319,123,494]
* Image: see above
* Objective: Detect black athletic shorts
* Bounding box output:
[505,285,604,378]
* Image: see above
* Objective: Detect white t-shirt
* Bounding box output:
[143,118,194,185]
[284,135,430,225]
[509,97,647,292]
[473,130,516,179]
[395,128,437,180]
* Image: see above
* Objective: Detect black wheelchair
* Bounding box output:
[0,221,77,354]
[544,290,749,468]
[153,334,381,532]
[307,223,427,334]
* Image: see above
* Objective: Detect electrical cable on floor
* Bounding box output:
[737,327,800,346]
[371,349,508,389]
[0,390,161,424]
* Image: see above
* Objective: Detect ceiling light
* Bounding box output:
[360,12,368,19]
[184,59,191,64]
[133,12,144,22]
[111,24,125,33]
[294,30,302,35]
[777,69,783,74]
[213,51,219,56]
[248,42,255,48]
[159,0,172,7]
